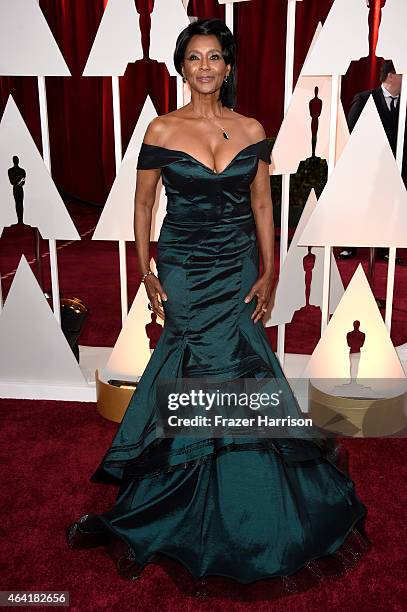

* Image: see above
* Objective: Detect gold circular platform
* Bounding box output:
[309,381,407,437]
[95,369,137,423]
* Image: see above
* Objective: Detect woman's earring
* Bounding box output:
[182,76,187,83]
[224,75,229,83]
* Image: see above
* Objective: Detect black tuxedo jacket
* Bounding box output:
[347,87,407,183]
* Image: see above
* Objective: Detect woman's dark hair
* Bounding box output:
[380,60,396,83]
[174,18,237,108]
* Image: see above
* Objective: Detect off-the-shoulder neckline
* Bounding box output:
[140,139,268,175]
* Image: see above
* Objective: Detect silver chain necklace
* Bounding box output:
[192,107,230,140]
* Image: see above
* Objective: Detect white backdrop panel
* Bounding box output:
[302,0,369,76]
[272,22,349,174]
[0,256,87,386]
[303,264,405,382]
[150,0,190,77]
[298,97,407,247]
[0,0,70,76]
[271,75,349,175]
[83,0,142,76]
[0,96,79,239]
[93,96,166,241]
[266,190,343,327]
[153,181,168,242]
[218,0,303,3]
[104,259,163,380]
[376,0,407,73]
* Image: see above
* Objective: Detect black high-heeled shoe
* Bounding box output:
[66,514,108,549]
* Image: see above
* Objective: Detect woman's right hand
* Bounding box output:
[143,274,168,320]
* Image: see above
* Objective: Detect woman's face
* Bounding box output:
[182,34,230,95]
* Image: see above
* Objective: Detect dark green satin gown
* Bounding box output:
[69,139,370,585]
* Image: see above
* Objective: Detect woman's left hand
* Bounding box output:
[244,272,274,324]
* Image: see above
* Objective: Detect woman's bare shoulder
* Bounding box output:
[143,116,168,147]
[241,115,267,141]
[143,108,266,146]
[143,109,188,147]
[224,110,267,141]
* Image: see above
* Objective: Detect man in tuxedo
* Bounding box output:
[339,60,406,260]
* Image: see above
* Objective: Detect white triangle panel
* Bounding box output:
[0,0,70,76]
[302,0,369,76]
[0,256,87,386]
[298,97,407,247]
[219,0,304,3]
[272,23,348,175]
[376,0,407,73]
[104,258,163,380]
[271,75,349,175]
[92,96,166,241]
[150,0,190,77]
[151,180,167,242]
[83,0,142,76]
[303,265,405,384]
[265,190,343,327]
[0,97,79,239]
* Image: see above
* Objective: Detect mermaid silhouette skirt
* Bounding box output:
[67,140,370,585]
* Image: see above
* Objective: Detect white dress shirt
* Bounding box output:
[381,84,399,111]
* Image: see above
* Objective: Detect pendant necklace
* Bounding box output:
[193,107,230,140]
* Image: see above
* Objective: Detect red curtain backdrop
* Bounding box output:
[0,0,386,204]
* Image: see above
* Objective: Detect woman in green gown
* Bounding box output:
[66,18,370,590]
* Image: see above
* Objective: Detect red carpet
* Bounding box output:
[0,398,406,610]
